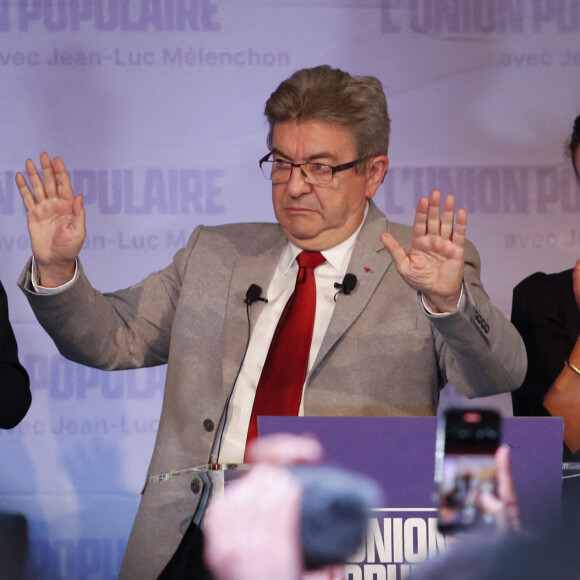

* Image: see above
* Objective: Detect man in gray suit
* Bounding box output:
[16,65,526,578]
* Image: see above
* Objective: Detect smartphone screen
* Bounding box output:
[435,409,501,533]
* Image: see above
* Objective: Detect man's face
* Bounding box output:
[270,119,387,251]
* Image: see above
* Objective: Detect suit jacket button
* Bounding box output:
[203,419,214,432]
[191,478,201,494]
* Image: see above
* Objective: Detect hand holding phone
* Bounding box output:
[477,445,521,534]
[435,409,502,533]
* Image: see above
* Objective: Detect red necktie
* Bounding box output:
[245,250,325,456]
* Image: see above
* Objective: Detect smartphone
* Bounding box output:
[434,408,501,533]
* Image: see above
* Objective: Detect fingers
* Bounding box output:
[15,169,37,213]
[413,190,466,244]
[53,156,75,201]
[451,207,467,250]
[494,445,521,533]
[72,193,85,215]
[25,155,50,202]
[244,433,324,467]
[478,490,505,529]
[495,446,519,511]
[427,190,442,237]
[15,153,73,207]
[440,193,455,239]
[476,446,520,534]
[40,152,59,199]
[20,157,47,205]
[412,195,430,238]
[71,194,86,233]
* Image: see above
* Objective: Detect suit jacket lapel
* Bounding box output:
[313,203,394,372]
[221,229,287,391]
[219,204,397,388]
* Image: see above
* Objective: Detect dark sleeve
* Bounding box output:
[0,281,31,429]
[510,271,575,417]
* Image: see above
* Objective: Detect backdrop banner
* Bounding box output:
[1,1,578,577]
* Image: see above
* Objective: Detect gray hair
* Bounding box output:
[264,65,390,171]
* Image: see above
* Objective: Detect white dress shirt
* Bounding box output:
[217,221,364,463]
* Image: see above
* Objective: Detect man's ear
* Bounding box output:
[365,156,389,199]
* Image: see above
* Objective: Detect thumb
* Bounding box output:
[72,194,86,227]
[380,232,407,270]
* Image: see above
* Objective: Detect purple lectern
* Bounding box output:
[260,416,563,577]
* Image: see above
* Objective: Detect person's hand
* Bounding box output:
[244,433,325,467]
[380,190,466,313]
[204,463,304,580]
[15,152,85,287]
[573,260,580,310]
[204,434,345,580]
[479,445,521,533]
[543,333,580,453]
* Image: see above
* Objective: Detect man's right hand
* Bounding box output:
[16,152,85,288]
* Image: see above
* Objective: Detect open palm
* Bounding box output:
[16,153,85,285]
[381,190,465,312]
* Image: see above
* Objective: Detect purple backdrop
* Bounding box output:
[1,2,578,578]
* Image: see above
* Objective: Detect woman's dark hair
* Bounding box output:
[566,114,580,183]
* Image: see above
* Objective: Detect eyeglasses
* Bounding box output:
[259,153,368,185]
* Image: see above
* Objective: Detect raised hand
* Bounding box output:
[204,434,323,580]
[16,153,85,287]
[380,190,466,313]
[478,445,521,533]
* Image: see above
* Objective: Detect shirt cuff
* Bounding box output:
[420,283,465,317]
[31,257,79,295]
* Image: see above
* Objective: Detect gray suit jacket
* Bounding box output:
[18,201,526,579]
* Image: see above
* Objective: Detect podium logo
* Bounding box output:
[346,510,446,579]
[0,0,221,33]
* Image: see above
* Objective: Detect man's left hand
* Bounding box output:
[380,190,466,313]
